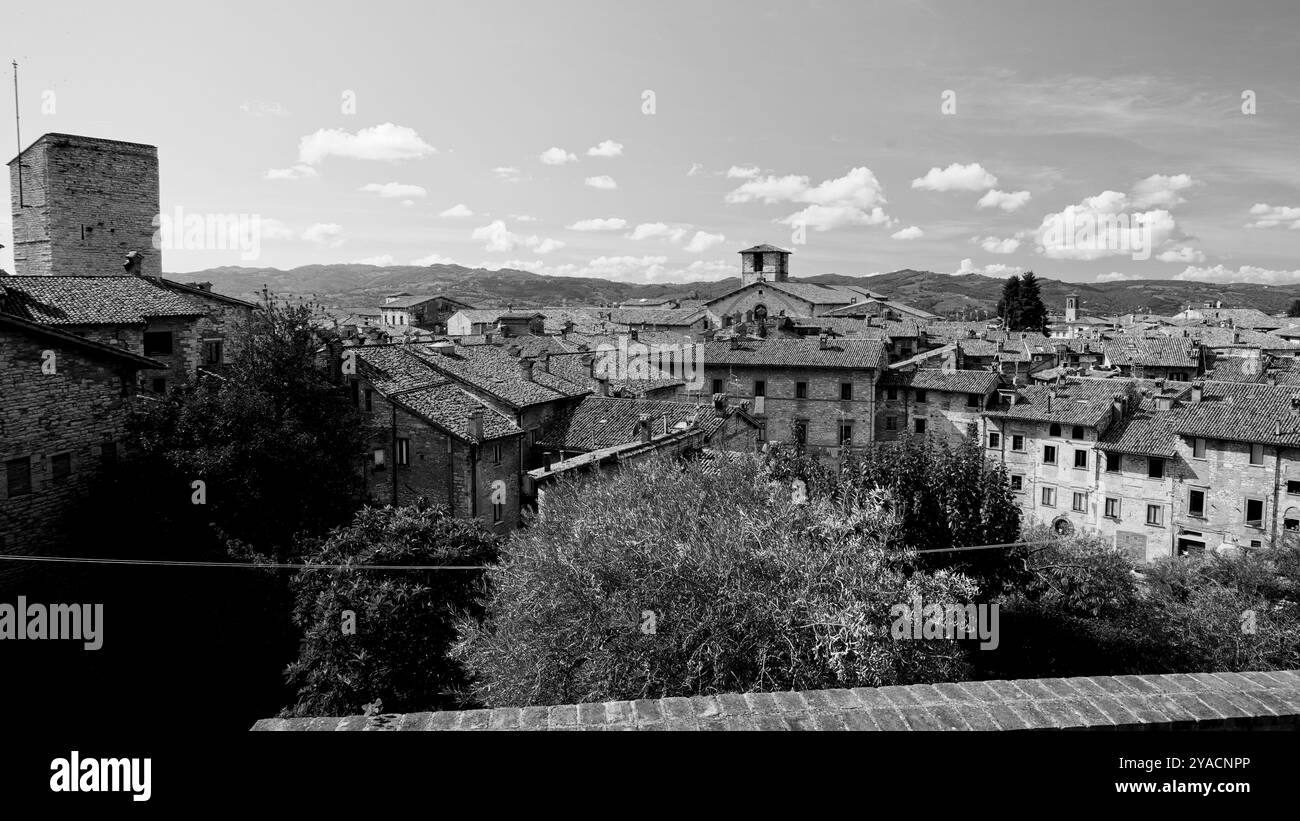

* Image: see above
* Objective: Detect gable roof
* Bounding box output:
[1175,381,1300,446]
[537,395,739,451]
[985,378,1143,427]
[1101,336,1199,368]
[403,342,588,408]
[0,276,207,325]
[704,337,886,370]
[739,244,791,254]
[0,311,167,369]
[890,368,1001,394]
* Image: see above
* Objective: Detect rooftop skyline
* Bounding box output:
[3,0,1300,285]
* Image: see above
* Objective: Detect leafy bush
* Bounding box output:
[453,454,983,707]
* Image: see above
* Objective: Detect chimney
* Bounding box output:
[485,332,494,345]
[818,334,829,350]
[1191,381,1203,403]
[597,377,609,396]
[1156,395,1173,411]
[1112,393,1125,422]
[630,328,639,342]
[729,336,740,350]
[123,251,145,276]
[519,358,535,382]
[638,414,652,443]
[538,351,550,373]
[467,410,484,440]
[712,392,729,417]
[1233,330,1242,344]
[542,450,555,470]
[507,344,522,358]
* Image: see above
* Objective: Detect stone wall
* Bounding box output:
[704,365,876,452]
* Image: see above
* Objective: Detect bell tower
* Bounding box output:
[1065,292,1079,323]
[739,244,791,287]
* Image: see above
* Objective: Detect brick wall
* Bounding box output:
[10,134,161,278]
[0,328,138,558]
[76,316,199,392]
[251,669,1300,731]
[876,387,986,445]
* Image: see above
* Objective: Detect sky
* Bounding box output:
[3,0,1300,286]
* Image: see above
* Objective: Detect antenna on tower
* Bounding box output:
[12,59,24,208]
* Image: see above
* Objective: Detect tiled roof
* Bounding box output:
[1175,381,1300,446]
[1173,308,1286,330]
[0,276,207,325]
[404,342,588,408]
[956,338,1001,357]
[608,307,706,326]
[394,383,521,443]
[823,298,940,319]
[792,317,920,338]
[381,295,442,308]
[1102,336,1199,368]
[985,378,1141,427]
[356,346,440,393]
[1205,357,1271,383]
[0,311,167,369]
[739,244,791,254]
[546,351,685,396]
[1166,325,1296,349]
[537,396,729,451]
[704,337,886,370]
[891,369,1000,394]
[1097,400,1183,457]
[452,309,513,324]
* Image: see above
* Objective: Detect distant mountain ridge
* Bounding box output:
[167,263,1297,317]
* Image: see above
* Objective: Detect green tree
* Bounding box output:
[454,454,981,707]
[1016,271,1048,333]
[284,502,501,717]
[125,298,365,561]
[996,275,1022,329]
[1287,298,1300,318]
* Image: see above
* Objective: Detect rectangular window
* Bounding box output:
[6,457,32,497]
[1105,497,1120,519]
[914,418,926,434]
[351,380,360,407]
[493,443,503,464]
[1073,449,1087,469]
[840,383,853,401]
[1072,491,1087,512]
[915,389,928,404]
[201,339,224,365]
[1072,425,1085,439]
[396,438,410,466]
[754,380,766,398]
[1188,488,1206,517]
[1043,445,1057,464]
[795,381,808,399]
[365,389,374,412]
[712,378,723,395]
[373,448,386,469]
[793,421,808,445]
[1011,434,1025,452]
[1105,452,1121,473]
[886,386,898,401]
[885,416,898,431]
[988,432,1001,449]
[51,453,72,485]
[966,393,980,409]
[1289,480,1300,495]
[1246,498,1264,528]
[493,502,504,524]
[1250,443,1264,465]
[143,331,173,356]
[839,423,853,445]
[1193,437,1206,459]
[1148,457,1164,479]
[1041,487,1056,507]
[1146,504,1163,526]
[1251,539,1263,548]
[152,378,167,394]
[1010,475,1024,492]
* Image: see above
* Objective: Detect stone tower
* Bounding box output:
[1065,292,1079,323]
[739,244,791,288]
[8,133,161,277]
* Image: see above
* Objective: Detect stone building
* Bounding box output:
[8,133,162,279]
[876,368,1001,445]
[378,295,475,333]
[536,394,760,463]
[1,312,163,557]
[702,336,886,455]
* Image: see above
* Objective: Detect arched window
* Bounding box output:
[1049,423,1062,437]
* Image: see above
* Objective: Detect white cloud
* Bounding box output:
[628,222,690,243]
[511,214,537,222]
[1034,189,1181,260]
[360,182,427,199]
[1155,246,1206,263]
[440,203,475,217]
[978,235,1021,254]
[264,164,318,180]
[1246,203,1300,229]
[257,218,296,241]
[1095,272,1130,282]
[540,147,578,165]
[687,163,704,177]
[891,226,924,240]
[977,189,1032,212]
[1174,265,1300,285]
[955,258,1025,277]
[412,253,456,266]
[726,165,761,179]
[726,167,892,232]
[585,175,618,190]
[302,223,345,247]
[298,123,435,164]
[567,218,627,231]
[911,162,998,192]
[351,254,396,266]
[1130,174,1200,209]
[684,231,726,253]
[585,140,624,158]
[471,220,564,254]
[493,167,524,183]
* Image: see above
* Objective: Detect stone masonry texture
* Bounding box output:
[251,669,1300,731]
